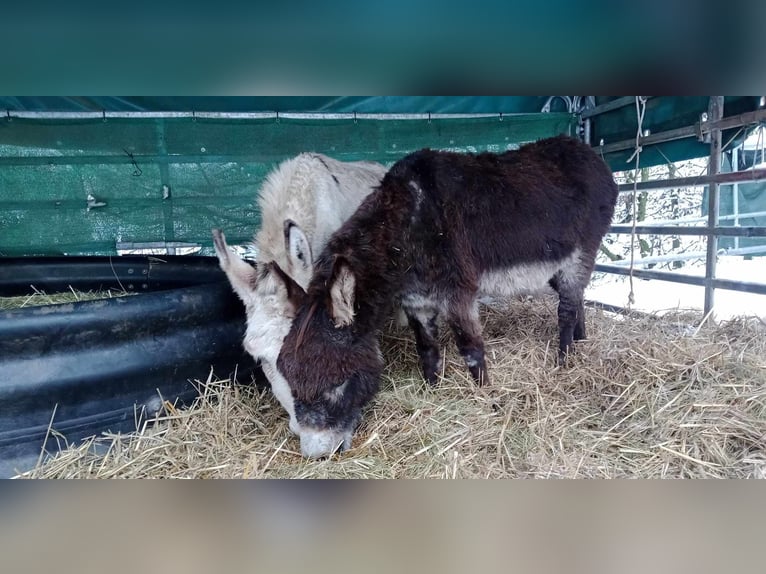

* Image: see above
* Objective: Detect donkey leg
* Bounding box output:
[573,299,587,342]
[554,275,585,365]
[405,306,441,385]
[447,299,489,386]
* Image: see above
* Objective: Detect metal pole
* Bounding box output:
[732,146,740,250]
[155,119,176,255]
[704,97,725,316]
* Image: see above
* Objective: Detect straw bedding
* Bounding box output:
[17,295,766,479]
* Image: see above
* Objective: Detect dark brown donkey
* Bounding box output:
[275,135,619,458]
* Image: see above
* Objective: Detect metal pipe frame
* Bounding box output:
[4,110,510,121]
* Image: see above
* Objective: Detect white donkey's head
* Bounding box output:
[212,225,311,435]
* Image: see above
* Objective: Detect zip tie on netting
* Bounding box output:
[626,96,648,308]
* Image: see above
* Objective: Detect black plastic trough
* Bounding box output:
[0,256,260,478]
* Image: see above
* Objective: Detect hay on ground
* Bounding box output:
[0,286,133,310]
[19,296,766,478]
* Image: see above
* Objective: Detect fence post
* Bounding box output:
[704,96,725,317]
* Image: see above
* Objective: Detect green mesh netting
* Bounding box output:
[0,113,574,256]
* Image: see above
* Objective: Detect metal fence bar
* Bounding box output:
[584,299,654,318]
[599,125,699,154]
[581,97,653,119]
[609,250,710,267]
[634,209,766,228]
[615,167,766,193]
[608,225,766,237]
[712,276,766,295]
[596,264,706,287]
[595,264,766,295]
[597,107,766,155]
[609,244,766,267]
[721,244,766,256]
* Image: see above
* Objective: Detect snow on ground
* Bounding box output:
[587,256,766,320]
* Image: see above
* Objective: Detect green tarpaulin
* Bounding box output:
[0,112,573,256]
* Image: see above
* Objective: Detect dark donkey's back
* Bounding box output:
[394,135,618,383]
[277,135,618,458]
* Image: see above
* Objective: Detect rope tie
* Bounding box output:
[627,96,648,308]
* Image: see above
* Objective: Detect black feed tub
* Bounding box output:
[0,256,260,478]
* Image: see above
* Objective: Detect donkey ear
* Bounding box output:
[269,261,307,313]
[212,228,258,306]
[329,258,356,328]
[284,220,313,274]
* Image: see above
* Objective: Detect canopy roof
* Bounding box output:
[1,96,762,257]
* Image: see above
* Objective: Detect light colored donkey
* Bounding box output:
[212,153,387,435]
